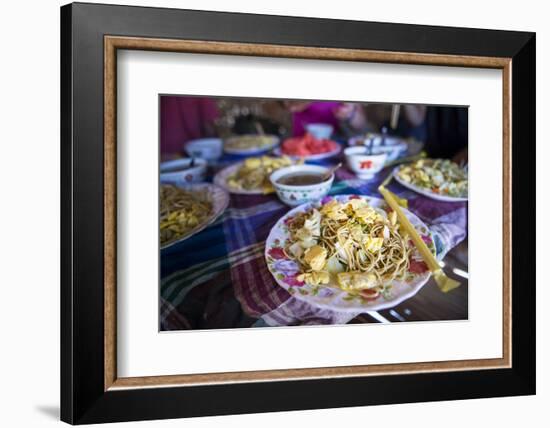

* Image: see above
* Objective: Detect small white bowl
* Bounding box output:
[160,158,207,185]
[344,146,388,179]
[184,138,223,162]
[270,165,334,207]
[305,123,334,140]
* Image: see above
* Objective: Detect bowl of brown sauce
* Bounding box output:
[270,164,334,206]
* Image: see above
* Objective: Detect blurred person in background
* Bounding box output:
[335,103,427,140]
[288,101,428,141]
[284,100,342,136]
[424,106,468,163]
[228,99,354,138]
[338,103,467,162]
[160,96,219,161]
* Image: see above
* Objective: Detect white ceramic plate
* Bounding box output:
[265,194,435,313]
[273,144,342,161]
[160,183,229,249]
[393,166,468,202]
[223,135,279,155]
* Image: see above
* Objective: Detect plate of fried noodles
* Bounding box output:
[160,183,229,249]
[265,194,436,312]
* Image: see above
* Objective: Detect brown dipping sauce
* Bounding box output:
[277,172,327,186]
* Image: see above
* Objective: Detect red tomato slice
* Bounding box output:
[409,259,429,274]
[359,289,380,300]
[282,133,338,156]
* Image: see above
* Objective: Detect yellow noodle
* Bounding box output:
[284,199,412,295]
[160,185,212,246]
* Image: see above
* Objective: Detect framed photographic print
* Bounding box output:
[60,2,536,424]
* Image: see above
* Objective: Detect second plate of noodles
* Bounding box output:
[265,194,436,312]
[160,183,229,249]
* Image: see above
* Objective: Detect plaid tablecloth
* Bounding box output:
[160,160,467,330]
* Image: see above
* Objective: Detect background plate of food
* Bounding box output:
[274,133,342,161]
[214,156,296,195]
[223,134,280,155]
[265,194,435,313]
[160,183,229,249]
[393,159,468,202]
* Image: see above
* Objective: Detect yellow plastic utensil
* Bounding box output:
[378,179,460,293]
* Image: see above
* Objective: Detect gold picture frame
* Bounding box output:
[103,36,512,391]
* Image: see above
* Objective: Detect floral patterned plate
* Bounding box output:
[265,194,435,313]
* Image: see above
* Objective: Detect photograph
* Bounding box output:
[159,95,469,331]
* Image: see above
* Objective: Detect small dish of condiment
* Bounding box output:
[276,171,328,186]
[270,165,334,206]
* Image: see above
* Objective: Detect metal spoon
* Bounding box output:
[321,162,342,182]
[380,126,388,146]
[367,135,375,155]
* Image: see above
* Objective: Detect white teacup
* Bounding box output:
[344,146,387,179]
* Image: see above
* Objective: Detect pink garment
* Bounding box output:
[292,101,341,136]
[160,97,219,156]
